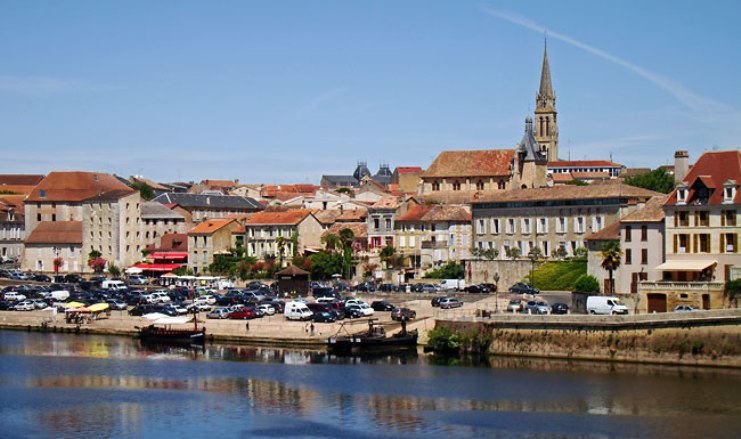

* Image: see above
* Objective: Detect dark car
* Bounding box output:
[391,307,416,321]
[312,311,337,323]
[377,283,398,292]
[344,304,363,319]
[312,286,340,299]
[64,274,83,284]
[431,296,449,307]
[228,307,257,320]
[128,304,157,316]
[466,284,490,294]
[32,274,52,282]
[371,300,395,312]
[552,303,569,315]
[355,282,376,292]
[509,283,539,295]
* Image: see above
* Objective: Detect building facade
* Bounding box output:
[188,218,240,274]
[244,210,323,264]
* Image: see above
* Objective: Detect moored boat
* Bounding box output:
[327,319,417,355]
[137,316,206,345]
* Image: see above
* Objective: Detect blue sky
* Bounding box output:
[1,1,739,184]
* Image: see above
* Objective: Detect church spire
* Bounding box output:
[537,40,555,107]
[534,40,558,162]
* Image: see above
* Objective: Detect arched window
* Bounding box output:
[476,180,485,191]
[432,181,440,191]
[452,181,461,191]
[498,180,506,190]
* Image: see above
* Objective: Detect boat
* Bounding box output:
[327,318,418,355]
[137,316,206,346]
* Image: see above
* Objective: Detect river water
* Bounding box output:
[0,331,738,438]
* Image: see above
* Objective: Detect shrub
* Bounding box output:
[574,274,600,293]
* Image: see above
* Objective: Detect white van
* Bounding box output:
[101,280,127,291]
[49,290,70,301]
[440,279,466,291]
[586,296,629,315]
[284,301,313,321]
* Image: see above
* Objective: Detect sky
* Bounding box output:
[1,1,739,184]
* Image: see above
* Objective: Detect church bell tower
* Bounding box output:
[534,41,559,162]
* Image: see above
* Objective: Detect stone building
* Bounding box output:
[244,210,323,264]
[140,201,188,248]
[187,218,241,274]
[619,195,667,294]
[23,171,142,273]
[0,198,25,261]
[471,181,659,260]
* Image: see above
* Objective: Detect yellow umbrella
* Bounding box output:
[88,303,110,312]
[63,302,85,309]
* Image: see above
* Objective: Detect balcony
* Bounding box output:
[638,281,724,292]
[421,240,448,249]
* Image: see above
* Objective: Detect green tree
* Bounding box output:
[321,233,341,252]
[600,241,621,294]
[338,228,355,279]
[107,265,121,277]
[724,279,741,308]
[88,250,102,261]
[574,274,600,293]
[551,244,568,260]
[574,247,588,259]
[379,245,396,269]
[506,247,521,260]
[307,251,344,280]
[623,167,674,194]
[275,236,287,268]
[290,230,300,257]
[130,181,156,200]
[528,246,543,261]
[423,261,464,279]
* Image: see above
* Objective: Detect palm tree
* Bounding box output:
[338,228,355,280]
[600,241,622,294]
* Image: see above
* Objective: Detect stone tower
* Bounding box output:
[535,42,559,162]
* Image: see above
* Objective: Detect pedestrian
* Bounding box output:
[304,323,309,334]
[310,322,315,337]
[245,322,250,332]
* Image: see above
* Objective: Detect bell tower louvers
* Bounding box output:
[534,42,559,162]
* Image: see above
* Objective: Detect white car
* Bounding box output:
[357,303,375,316]
[257,304,276,316]
[193,295,217,305]
[187,302,212,312]
[4,292,26,302]
[344,299,367,307]
[150,292,171,304]
[13,300,36,311]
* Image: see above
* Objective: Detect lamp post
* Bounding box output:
[494,272,500,314]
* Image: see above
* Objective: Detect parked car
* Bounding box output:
[525,301,552,315]
[391,307,416,321]
[586,296,628,315]
[228,307,258,320]
[673,305,699,313]
[187,302,213,312]
[508,299,523,313]
[126,275,148,285]
[311,311,337,323]
[3,292,26,302]
[431,296,448,307]
[63,274,83,283]
[371,300,395,312]
[32,274,52,282]
[552,303,570,314]
[106,299,128,311]
[509,283,539,295]
[466,284,490,294]
[257,304,276,316]
[343,304,364,319]
[439,298,463,309]
[193,295,217,306]
[207,308,231,319]
[13,300,36,311]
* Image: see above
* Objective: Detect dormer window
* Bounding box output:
[676,183,688,205]
[723,180,737,203]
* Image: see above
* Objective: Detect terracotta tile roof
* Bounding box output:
[550,173,574,182]
[370,196,401,209]
[246,209,312,226]
[423,149,514,178]
[396,204,434,221]
[201,179,239,188]
[618,168,651,179]
[26,221,82,245]
[474,180,660,204]
[0,174,45,186]
[188,218,236,235]
[585,220,621,241]
[337,208,367,222]
[0,184,38,196]
[130,176,170,191]
[232,225,246,234]
[665,150,741,206]
[621,195,667,223]
[548,160,623,168]
[395,166,423,174]
[570,171,611,180]
[324,222,368,239]
[423,205,472,222]
[0,195,26,208]
[261,184,318,198]
[26,172,135,202]
[313,210,342,225]
[151,233,188,252]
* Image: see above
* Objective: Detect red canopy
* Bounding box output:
[149,252,188,261]
[132,263,186,272]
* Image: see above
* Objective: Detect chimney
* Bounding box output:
[674,150,689,184]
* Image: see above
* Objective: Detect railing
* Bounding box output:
[638,281,725,291]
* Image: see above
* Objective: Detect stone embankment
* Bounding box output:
[437,309,741,368]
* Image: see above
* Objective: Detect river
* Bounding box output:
[0,330,739,438]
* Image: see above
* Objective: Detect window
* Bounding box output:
[625,226,632,242]
[556,217,566,234]
[37,214,41,222]
[385,218,391,229]
[506,218,516,234]
[374,218,380,229]
[574,217,585,233]
[624,249,632,264]
[476,219,486,235]
[641,249,648,265]
[432,181,440,191]
[641,225,648,241]
[536,218,548,234]
[399,236,406,247]
[452,181,461,191]
[409,236,415,247]
[676,211,689,227]
[722,233,737,252]
[674,234,689,253]
[722,210,737,226]
[476,180,484,191]
[695,211,709,227]
[497,180,506,190]
[51,214,56,222]
[593,216,604,231]
[203,251,208,263]
[677,188,687,204]
[521,218,531,234]
[696,234,710,253]
[491,219,500,235]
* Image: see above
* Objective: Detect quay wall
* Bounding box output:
[437,310,741,368]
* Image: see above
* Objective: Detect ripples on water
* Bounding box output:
[0,331,739,438]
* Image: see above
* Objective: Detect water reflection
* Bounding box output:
[1,331,740,438]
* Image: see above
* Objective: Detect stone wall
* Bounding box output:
[464,259,535,289]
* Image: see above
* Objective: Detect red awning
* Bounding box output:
[149,252,188,261]
[132,263,186,272]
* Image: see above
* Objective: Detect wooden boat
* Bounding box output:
[137,316,206,345]
[327,319,418,355]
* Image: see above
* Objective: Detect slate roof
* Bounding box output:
[665,150,741,206]
[153,193,263,210]
[517,118,547,164]
[321,175,359,186]
[26,221,83,245]
[140,202,186,220]
[423,149,515,178]
[27,172,135,202]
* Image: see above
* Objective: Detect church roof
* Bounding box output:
[518,117,547,164]
[423,149,514,178]
[538,43,554,100]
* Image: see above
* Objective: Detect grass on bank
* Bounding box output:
[524,259,587,291]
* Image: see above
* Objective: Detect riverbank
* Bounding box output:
[437,309,741,368]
